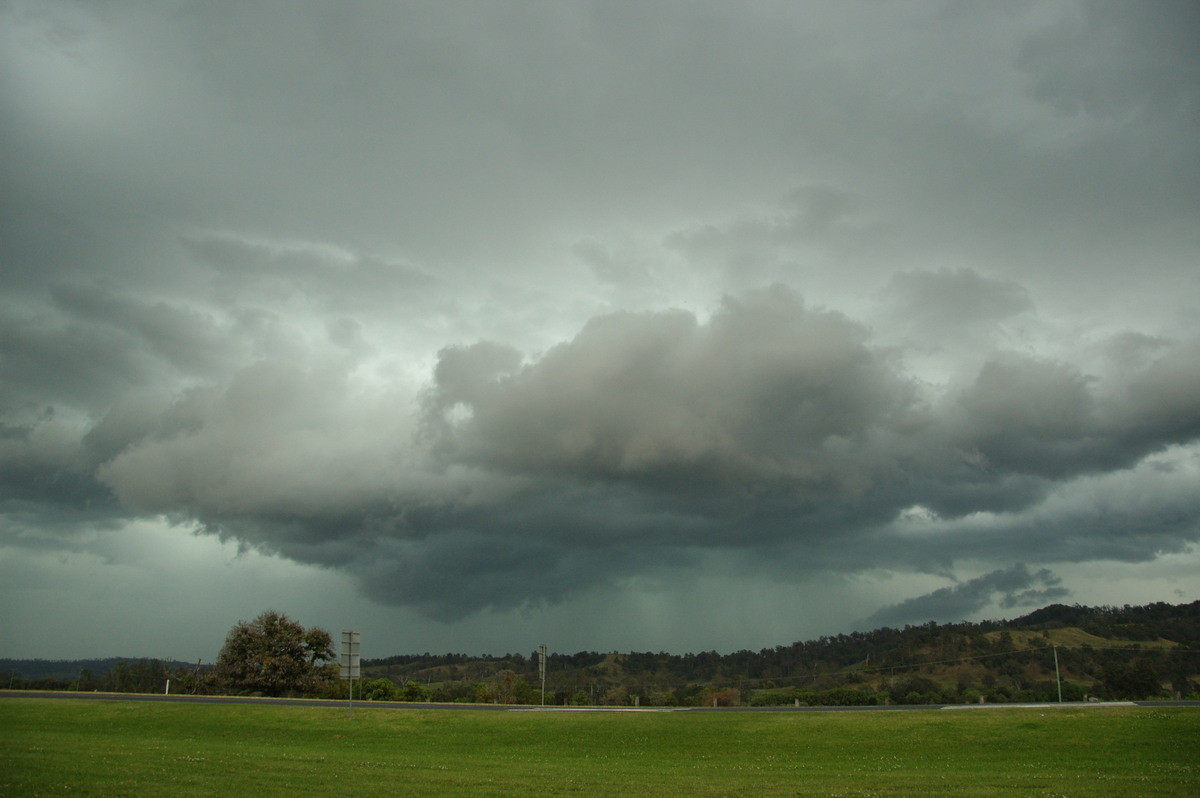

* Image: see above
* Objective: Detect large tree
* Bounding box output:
[214,611,335,697]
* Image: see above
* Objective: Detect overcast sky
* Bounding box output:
[3,1,1198,663]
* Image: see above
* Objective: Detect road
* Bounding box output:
[3,690,1197,712]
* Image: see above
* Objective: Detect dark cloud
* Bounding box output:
[1115,340,1200,445]
[881,269,1033,339]
[947,343,1200,483]
[0,411,116,519]
[1020,1,1200,127]
[2,1,1198,656]
[866,564,1069,629]
[953,356,1097,477]
[69,285,1198,619]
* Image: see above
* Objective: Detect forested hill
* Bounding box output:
[368,600,1199,676]
[5,601,1197,704]
[363,600,1200,705]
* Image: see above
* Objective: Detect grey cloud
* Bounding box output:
[939,339,1200,486]
[953,355,1098,477]
[1116,339,1200,444]
[6,275,1200,622]
[0,410,96,506]
[353,507,699,621]
[49,283,232,378]
[1,274,325,420]
[425,286,923,498]
[866,564,1069,629]
[1020,1,1200,126]
[881,269,1033,339]
[865,443,1200,582]
[6,0,1196,292]
[3,2,1199,649]
[0,410,129,542]
[427,341,524,420]
[666,186,877,260]
[428,291,1200,517]
[95,358,410,521]
[180,232,439,317]
[0,311,146,410]
[69,286,1200,619]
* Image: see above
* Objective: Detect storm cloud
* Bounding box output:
[65,284,1200,620]
[2,1,1198,658]
[866,564,1070,629]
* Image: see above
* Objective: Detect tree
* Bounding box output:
[1102,659,1163,700]
[361,678,400,701]
[400,680,431,702]
[214,611,335,697]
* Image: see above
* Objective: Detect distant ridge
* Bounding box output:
[357,600,1199,705]
[5,601,1197,704]
[0,657,197,683]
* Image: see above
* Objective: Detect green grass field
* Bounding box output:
[2,698,1196,796]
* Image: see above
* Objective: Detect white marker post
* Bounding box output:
[340,630,361,719]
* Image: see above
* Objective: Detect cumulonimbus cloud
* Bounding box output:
[67,284,1198,618]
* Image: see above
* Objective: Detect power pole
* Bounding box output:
[538,644,547,706]
[1053,646,1062,703]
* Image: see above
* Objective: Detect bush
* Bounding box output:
[360,678,399,701]
[431,682,475,703]
[750,690,796,707]
[814,687,883,706]
[700,688,740,707]
[643,691,679,707]
[400,680,431,702]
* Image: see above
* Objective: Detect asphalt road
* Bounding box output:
[3,690,1197,712]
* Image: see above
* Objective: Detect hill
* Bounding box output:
[361,601,1200,705]
[5,601,1197,704]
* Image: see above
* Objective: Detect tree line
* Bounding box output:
[364,601,1199,706]
[6,601,1197,704]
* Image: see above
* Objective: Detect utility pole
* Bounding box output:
[538,644,547,706]
[1053,646,1062,703]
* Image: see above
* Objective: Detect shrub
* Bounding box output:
[360,678,400,702]
[400,680,431,702]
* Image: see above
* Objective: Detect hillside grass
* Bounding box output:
[1,697,1197,796]
[984,627,1178,650]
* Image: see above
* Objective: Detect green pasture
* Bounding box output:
[1,698,1196,796]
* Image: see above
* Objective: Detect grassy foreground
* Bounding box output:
[1,699,1197,797]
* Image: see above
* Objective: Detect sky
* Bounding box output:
[2,1,1198,663]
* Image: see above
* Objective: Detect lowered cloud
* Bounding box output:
[866,564,1070,629]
